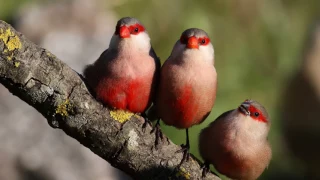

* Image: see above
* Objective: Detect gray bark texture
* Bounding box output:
[0,20,219,180]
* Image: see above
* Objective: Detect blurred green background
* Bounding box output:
[1,0,320,179]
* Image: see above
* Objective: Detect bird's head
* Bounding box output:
[235,99,271,139]
[238,99,270,124]
[171,28,214,64]
[109,17,151,52]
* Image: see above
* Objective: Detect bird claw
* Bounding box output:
[150,119,164,148]
[201,161,219,178]
[201,162,210,178]
[142,118,152,133]
[176,144,190,168]
[141,113,152,133]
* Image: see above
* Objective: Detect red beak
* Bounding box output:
[119,26,130,38]
[187,36,199,49]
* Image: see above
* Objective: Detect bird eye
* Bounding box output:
[134,28,139,32]
[201,39,206,44]
[254,112,259,117]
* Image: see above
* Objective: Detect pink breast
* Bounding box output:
[161,84,200,129]
[96,77,152,113]
[214,153,252,179]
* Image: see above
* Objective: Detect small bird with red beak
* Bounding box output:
[199,99,272,180]
[84,17,160,121]
[155,28,217,165]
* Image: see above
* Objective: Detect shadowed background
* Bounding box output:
[1,0,320,179]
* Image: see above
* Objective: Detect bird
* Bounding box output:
[281,21,320,179]
[155,28,217,165]
[199,99,272,180]
[83,17,160,125]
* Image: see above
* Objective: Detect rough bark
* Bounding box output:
[0,20,219,180]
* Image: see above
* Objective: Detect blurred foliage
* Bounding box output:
[1,0,320,179]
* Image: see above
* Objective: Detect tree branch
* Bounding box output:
[0,20,219,180]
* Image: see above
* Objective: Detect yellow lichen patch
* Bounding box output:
[7,34,21,51]
[0,28,22,51]
[14,61,20,67]
[7,53,13,61]
[46,52,55,57]
[110,109,134,123]
[134,114,140,118]
[56,99,73,117]
[175,167,191,180]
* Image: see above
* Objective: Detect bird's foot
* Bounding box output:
[201,161,210,178]
[176,144,190,168]
[201,161,219,178]
[150,119,164,148]
[141,114,152,133]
